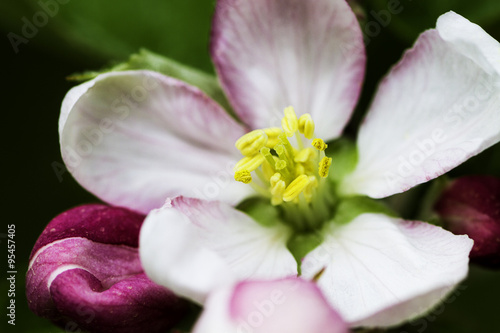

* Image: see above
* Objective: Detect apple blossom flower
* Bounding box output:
[26,204,188,333]
[57,0,500,328]
[193,277,348,333]
[434,175,500,269]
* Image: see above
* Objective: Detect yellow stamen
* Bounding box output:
[275,159,287,171]
[294,148,315,163]
[234,154,265,172]
[303,176,318,201]
[271,179,286,197]
[312,138,328,151]
[235,170,252,184]
[260,147,276,169]
[262,155,277,180]
[318,157,332,178]
[232,106,332,210]
[264,128,283,148]
[235,130,268,156]
[281,106,298,137]
[269,173,286,205]
[295,163,305,177]
[278,133,296,161]
[283,175,310,202]
[298,114,315,139]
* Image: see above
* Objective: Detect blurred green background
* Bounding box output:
[2,0,500,332]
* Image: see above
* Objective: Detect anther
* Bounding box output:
[281,106,298,137]
[283,175,310,202]
[264,128,283,148]
[312,138,328,151]
[235,170,252,184]
[318,157,332,178]
[294,148,315,163]
[234,154,265,172]
[298,114,315,139]
[235,130,268,156]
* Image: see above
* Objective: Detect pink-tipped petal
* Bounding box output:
[341,12,500,198]
[301,213,472,327]
[193,278,348,333]
[139,197,297,304]
[60,71,252,214]
[211,0,365,139]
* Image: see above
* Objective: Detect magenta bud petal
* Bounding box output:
[434,175,500,269]
[27,204,188,333]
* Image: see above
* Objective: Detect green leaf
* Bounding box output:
[69,49,234,115]
[2,0,216,71]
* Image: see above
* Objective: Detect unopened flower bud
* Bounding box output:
[26,204,188,333]
[434,176,500,269]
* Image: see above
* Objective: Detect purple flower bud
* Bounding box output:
[26,204,188,333]
[434,175,500,269]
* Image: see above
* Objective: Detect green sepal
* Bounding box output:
[236,197,281,228]
[415,175,451,224]
[333,196,397,225]
[287,232,324,275]
[68,49,234,115]
[326,137,359,184]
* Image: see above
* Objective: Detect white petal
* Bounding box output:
[341,12,500,198]
[301,213,472,327]
[139,197,297,304]
[60,70,252,213]
[211,0,365,140]
[193,278,348,333]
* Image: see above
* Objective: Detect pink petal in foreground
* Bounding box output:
[193,278,348,333]
[211,0,365,140]
[26,204,187,333]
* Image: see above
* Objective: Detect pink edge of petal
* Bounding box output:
[229,278,348,333]
[61,70,251,214]
[210,0,366,140]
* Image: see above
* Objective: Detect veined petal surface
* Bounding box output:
[341,12,500,198]
[139,197,298,304]
[301,213,472,327]
[60,71,252,214]
[211,0,365,140]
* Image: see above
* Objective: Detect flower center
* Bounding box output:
[233,106,334,231]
